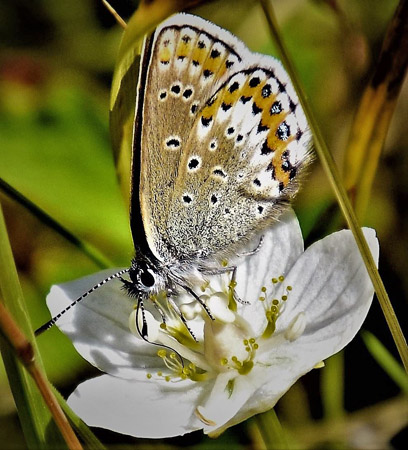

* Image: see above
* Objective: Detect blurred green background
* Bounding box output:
[0,0,407,448]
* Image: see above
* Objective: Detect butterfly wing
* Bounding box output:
[132,13,311,263]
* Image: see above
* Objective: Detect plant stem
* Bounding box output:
[259,0,408,373]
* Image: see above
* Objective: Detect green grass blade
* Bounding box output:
[362,331,408,394]
[0,203,65,449]
[321,353,345,420]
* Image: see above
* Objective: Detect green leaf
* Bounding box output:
[362,330,408,394]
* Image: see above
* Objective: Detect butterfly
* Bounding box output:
[36,13,312,339]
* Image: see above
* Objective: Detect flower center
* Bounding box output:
[203,316,258,375]
[129,270,302,384]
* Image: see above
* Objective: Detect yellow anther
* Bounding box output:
[249,338,255,344]
[160,323,167,329]
[157,371,162,376]
[146,373,152,379]
[272,278,278,284]
[259,296,265,301]
[165,376,171,382]
[279,275,285,282]
[221,358,228,365]
[261,286,267,293]
[170,352,177,359]
[287,286,292,291]
[243,339,249,345]
[282,295,288,301]
[272,299,279,305]
[157,349,166,358]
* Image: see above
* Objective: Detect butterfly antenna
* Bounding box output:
[135,298,184,367]
[35,268,130,336]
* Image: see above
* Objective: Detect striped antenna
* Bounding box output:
[35,268,130,336]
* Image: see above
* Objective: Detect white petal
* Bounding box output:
[196,372,255,434]
[234,210,304,335]
[216,228,379,433]
[246,228,379,414]
[67,374,207,438]
[46,270,161,378]
[275,228,379,345]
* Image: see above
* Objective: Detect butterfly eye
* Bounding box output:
[139,269,155,288]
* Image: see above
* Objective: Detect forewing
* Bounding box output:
[133,13,246,261]
[134,13,312,263]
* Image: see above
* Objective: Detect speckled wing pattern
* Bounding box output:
[133,13,312,264]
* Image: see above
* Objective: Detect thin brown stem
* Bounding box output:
[101,0,127,29]
[0,301,83,450]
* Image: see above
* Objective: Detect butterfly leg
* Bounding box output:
[198,265,248,305]
[228,265,250,305]
[197,236,264,276]
[236,235,264,258]
[167,296,199,342]
[151,297,167,325]
[134,299,185,366]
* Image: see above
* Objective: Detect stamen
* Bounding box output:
[259,274,293,338]
[284,312,306,342]
[153,349,209,382]
[228,280,238,312]
[195,407,217,426]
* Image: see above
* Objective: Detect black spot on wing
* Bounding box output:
[210,49,221,58]
[249,77,261,87]
[201,116,213,127]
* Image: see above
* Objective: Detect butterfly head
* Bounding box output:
[124,255,164,297]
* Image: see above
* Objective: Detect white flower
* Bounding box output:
[47,211,379,438]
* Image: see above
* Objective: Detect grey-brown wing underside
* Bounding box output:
[132,14,311,264]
